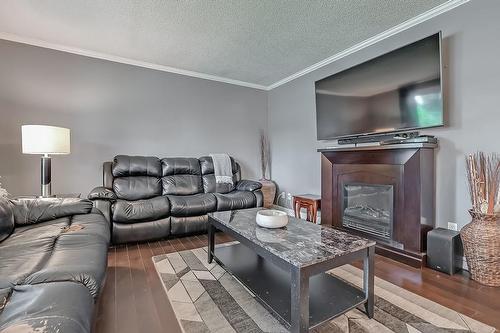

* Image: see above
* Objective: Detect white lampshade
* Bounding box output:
[22,125,71,155]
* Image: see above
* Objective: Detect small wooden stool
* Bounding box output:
[293,194,321,223]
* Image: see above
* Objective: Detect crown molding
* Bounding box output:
[0,32,268,91]
[0,0,468,92]
[266,0,469,90]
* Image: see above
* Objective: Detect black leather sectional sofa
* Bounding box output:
[0,198,110,333]
[89,155,263,244]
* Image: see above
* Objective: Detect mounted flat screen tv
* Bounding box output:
[315,33,443,140]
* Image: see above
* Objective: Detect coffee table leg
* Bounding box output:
[208,223,215,264]
[290,267,309,333]
[363,246,375,318]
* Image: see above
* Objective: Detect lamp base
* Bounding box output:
[41,155,51,197]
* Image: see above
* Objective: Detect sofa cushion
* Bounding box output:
[0,199,14,242]
[167,193,217,217]
[113,176,162,200]
[112,197,170,223]
[10,198,93,226]
[0,282,93,333]
[70,208,111,243]
[0,217,70,289]
[0,211,109,297]
[161,158,202,195]
[112,217,171,244]
[23,232,108,298]
[0,217,69,248]
[112,155,161,177]
[214,190,257,211]
[111,155,162,200]
[162,175,203,196]
[161,158,201,176]
[171,215,207,235]
[201,174,240,194]
[0,236,55,290]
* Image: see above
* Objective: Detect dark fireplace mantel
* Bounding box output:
[318,143,437,267]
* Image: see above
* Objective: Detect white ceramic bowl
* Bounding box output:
[256,210,289,228]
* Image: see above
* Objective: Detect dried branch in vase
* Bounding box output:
[260,131,270,180]
[465,152,500,215]
[0,176,8,198]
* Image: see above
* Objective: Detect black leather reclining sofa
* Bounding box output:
[89,155,263,244]
[0,198,110,333]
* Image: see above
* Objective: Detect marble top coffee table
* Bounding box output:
[207,208,376,333]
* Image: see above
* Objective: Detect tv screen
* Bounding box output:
[315,33,443,140]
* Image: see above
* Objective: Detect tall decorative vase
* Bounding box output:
[259,179,276,209]
[460,210,500,287]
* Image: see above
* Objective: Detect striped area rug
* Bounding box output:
[153,243,494,333]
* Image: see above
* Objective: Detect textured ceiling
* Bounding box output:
[0,0,450,88]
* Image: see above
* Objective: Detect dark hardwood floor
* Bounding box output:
[93,233,500,333]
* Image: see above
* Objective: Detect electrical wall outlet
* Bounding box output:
[447,222,458,231]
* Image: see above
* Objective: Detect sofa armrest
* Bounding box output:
[236,180,262,192]
[93,200,112,225]
[88,187,117,201]
[254,189,264,207]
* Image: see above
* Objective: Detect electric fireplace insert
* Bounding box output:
[342,184,394,240]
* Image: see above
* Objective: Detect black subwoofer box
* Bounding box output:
[426,228,463,275]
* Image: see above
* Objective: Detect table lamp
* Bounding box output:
[21,125,71,197]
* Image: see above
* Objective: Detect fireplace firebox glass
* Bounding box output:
[342,184,393,240]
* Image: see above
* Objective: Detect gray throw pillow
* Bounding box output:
[0,198,14,242]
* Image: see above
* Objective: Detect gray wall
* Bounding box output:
[268,0,500,229]
[0,40,267,196]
